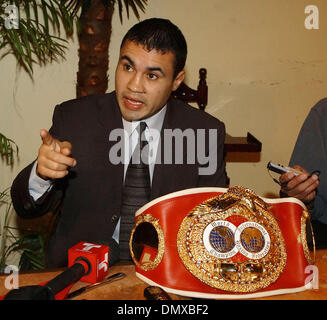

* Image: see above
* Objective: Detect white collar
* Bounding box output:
[122,104,167,137]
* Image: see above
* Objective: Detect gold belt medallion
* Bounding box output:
[177,186,287,293]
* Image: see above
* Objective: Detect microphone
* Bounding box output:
[3,239,120,300]
[66,241,109,284]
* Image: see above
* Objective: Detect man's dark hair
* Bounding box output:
[121,18,187,78]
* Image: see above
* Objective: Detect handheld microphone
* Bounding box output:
[3,239,119,300]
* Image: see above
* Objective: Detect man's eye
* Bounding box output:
[124,64,133,71]
[148,73,158,80]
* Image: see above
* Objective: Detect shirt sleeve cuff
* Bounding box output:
[28,161,53,201]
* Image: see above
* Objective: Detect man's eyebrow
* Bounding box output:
[147,66,165,76]
[120,55,134,66]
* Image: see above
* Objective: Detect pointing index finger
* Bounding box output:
[40,129,54,146]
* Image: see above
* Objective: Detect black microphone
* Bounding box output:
[41,259,91,298]
[3,239,120,300]
[4,249,92,300]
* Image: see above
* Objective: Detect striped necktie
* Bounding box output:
[119,122,151,260]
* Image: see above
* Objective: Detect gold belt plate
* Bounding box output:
[177,186,287,293]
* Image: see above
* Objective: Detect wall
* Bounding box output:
[1,0,326,201]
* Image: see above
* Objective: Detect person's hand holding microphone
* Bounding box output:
[36,129,76,180]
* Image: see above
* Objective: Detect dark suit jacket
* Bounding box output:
[11,91,227,267]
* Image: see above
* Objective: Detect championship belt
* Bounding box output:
[129,186,316,299]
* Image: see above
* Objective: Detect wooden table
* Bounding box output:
[1,250,327,300]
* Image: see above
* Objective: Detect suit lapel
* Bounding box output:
[96,92,124,213]
[151,98,197,200]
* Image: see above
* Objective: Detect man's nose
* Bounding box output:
[127,73,145,93]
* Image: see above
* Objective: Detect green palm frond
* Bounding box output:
[0,0,147,75]
[3,231,46,270]
[107,0,147,22]
[0,187,12,270]
[69,0,147,22]
[0,132,18,165]
[0,0,78,74]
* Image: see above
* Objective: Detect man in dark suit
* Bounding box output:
[11,18,227,267]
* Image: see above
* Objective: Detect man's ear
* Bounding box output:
[172,70,185,91]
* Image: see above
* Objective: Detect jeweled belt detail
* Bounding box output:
[177,186,287,293]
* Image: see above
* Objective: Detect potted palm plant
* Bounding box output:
[0,0,147,270]
[1,0,147,94]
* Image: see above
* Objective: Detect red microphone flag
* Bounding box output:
[68,242,109,284]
